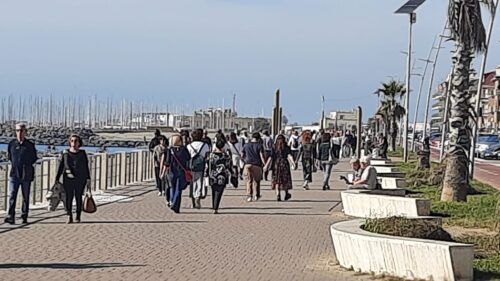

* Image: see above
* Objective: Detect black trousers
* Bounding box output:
[332,145,341,159]
[211,185,225,211]
[64,178,86,218]
[154,167,162,191]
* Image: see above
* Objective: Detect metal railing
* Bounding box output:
[0,150,154,212]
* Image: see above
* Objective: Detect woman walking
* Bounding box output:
[207,139,234,214]
[264,135,295,201]
[317,133,337,190]
[228,132,243,186]
[55,134,90,224]
[161,135,191,213]
[296,131,315,190]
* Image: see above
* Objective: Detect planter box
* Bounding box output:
[341,190,430,218]
[330,220,474,281]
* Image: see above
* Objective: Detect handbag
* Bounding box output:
[83,189,97,213]
[171,149,193,183]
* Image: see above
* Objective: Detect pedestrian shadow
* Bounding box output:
[38,220,207,225]
[222,206,312,210]
[0,263,144,270]
[182,211,328,216]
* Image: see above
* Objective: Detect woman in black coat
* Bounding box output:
[56,134,90,224]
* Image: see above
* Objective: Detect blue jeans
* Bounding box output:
[7,178,31,219]
[168,173,187,213]
[321,163,333,187]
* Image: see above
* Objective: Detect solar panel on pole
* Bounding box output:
[395,0,426,14]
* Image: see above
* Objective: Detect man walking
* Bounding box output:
[288,130,300,165]
[241,132,266,202]
[261,130,273,181]
[4,123,38,225]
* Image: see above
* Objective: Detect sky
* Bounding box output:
[0,0,499,124]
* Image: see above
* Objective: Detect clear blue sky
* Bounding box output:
[0,0,499,123]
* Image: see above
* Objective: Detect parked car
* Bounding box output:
[476,134,500,159]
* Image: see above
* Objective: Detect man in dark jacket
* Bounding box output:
[149,129,162,153]
[4,123,38,225]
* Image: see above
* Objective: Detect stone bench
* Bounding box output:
[371,159,394,166]
[341,189,430,218]
[374,166,399,173]
[330,219,473,281]
[378,177,407,189]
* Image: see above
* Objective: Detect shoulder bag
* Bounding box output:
[171,149,193,183]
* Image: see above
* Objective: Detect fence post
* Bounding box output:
[120,152,127,186]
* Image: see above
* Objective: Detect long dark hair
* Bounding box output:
[274,135,286,151]
[229,132,238,144]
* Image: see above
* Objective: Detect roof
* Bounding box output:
[483,70,497,88]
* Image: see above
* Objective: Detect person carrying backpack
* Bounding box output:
[288,130,300,165]
[206,139,234,214]
[317,133,338,190]
[186,129,210,209]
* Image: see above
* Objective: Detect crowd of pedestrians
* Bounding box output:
[2,122,390,224]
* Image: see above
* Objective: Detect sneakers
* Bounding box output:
[253,195,261,201]
[195,198,201,209]
[157,191,163,196]
[4,217,15,225]
[246,196,253,202]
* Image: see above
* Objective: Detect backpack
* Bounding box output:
[292,137,299,149]
[189,143,206,172]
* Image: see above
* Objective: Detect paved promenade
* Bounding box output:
[0,160,372,281]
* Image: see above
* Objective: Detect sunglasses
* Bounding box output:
[15,129,25,132]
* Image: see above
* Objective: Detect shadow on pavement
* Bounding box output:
[182,211,329,216]
[37,220,207,225]
[222,206,312,210]
[0,263,144,269]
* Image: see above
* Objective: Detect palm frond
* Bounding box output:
[448,0,488,52]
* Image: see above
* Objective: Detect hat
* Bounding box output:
[360,155,371,164]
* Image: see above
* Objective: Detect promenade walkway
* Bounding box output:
[0,160,371,281]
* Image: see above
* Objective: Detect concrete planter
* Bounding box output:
[341,190,430,218]
[330,220,474,281]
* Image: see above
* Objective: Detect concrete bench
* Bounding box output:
[331,220,473,281]
[341,189,430,218]
[374,166,400,173]
[378,177,407,189]
[371,159,394,166]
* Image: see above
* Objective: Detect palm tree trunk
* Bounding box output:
[441,44,472,202]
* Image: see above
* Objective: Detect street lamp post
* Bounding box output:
[411,37,436,151]
[395,0,426,163]
[469,0,499,178]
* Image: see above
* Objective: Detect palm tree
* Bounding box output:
[376,80,406,151]
[441,0,496,202]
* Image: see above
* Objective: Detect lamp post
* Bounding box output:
[395,0,426,163]
[411,37,436,151]
[469,0,499,178]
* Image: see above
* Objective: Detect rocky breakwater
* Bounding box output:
[0,124,147,148]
